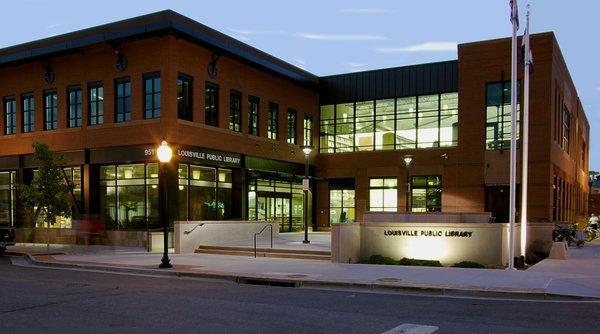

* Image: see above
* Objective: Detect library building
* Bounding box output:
[0,11,590,257]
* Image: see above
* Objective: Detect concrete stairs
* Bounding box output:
[195,245,331,261]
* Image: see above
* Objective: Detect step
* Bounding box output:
[195,245,331,260]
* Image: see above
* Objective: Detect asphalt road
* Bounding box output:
[0,255,598,334]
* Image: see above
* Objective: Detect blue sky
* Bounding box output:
[2,0,598,170]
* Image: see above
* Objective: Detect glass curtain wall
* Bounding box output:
[411,175,442,212]
[320,92,458,153]
[99,164,159,230]
[178,164,233,221]
[0,171,16,227]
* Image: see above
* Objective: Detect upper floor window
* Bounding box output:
[4,98,16,135]
[144,74,160,119]
[177,74,193,121]
[369,178,397,212]
[229,90,241,132]
[486,81,520,150]
[303,114,313,146]
[88,83,104,125]
[287,108,297,144]
[562,108,570,153]
[22,94,35,133]
[44,91,58,130]
[268,102,279,140]
[320,92,459,153]
[411,175,442,212]
[68,87,82,128]
[205,82,218,126]
[248,96,259,136]
[115,78,131,123]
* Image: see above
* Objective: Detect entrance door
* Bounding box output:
[257,194,298,232]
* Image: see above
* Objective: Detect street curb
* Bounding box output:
[8,251,598,301]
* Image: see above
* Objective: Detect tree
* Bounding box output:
[18,142,73,254]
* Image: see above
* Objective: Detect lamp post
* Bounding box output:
[157,140,173,269]
[301,145,313,244]
[403,155,413,212]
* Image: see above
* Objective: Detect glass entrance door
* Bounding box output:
[256,195,299,232]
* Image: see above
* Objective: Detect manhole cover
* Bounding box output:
[376,277,402,283]
[66,282,90,288]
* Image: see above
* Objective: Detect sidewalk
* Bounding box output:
[8,240,600,300]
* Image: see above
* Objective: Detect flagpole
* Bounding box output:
[520,5,531,260]
[508,0,519,270]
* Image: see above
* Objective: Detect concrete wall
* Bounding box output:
[15,228,152,248]
[331,221,554,266]
[174,220,280,254]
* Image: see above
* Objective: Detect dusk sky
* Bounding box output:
[2,0,598,170]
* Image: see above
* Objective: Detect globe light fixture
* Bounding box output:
[302,146,313,156]
[157,140,173,163]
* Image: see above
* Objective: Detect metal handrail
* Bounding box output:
[253,224,273,258]
[184,223,205,235]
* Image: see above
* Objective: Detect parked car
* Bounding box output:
[0,226,16,253]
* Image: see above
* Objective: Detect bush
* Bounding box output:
[453,261,485,268]
[397,257,443,267]
[526,250,549,265]
[366,254,398,265]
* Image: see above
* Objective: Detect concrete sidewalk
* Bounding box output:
[7,240,600,299]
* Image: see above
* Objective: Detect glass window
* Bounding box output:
[4,98,16,135]
[375,99,395,150]
[178,164,232,221]
[144,74,160,119]
[319,92,458,153]
[303,114,313,146]
[68,87,82,128]
[411,175,442,212]
[22,94,35,133]
[115,78,131,123]
[329,189,355,225]
[99,163,160,230]
[229,90,241,132]
[335,103,354,152]
[44,91,58,130]
[0,171,16,227]
[486,81,520,150]
[205,82,218,126]
[287,108,297,144]
[355,101,374,151]
[268,102,279,140]
[369,177,397,212]
[88,84,104,125]
[248,96,259,136]
[319,105,334,153]
[177,74,192,121]
[562,108,570,153]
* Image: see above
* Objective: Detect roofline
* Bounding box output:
[458,31,555,47]
[320,59,458,79]
[0,10,319,89]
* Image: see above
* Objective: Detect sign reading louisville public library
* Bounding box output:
[144,145,242,168]
[384,229,473,238]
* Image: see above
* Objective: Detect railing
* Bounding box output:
[184,223,205,235]
[254,224,273,258]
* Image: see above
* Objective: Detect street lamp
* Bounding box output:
[403,155,413,212]
[157,140,173,269]
[301,145,313,244]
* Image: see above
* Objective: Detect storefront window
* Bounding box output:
[100,163,158,230]
[0,171,16,227]
[178,164,233,221]
[248,178,304,232]
[369,178,397,212]
[411,175,442,212]
[329,189,355,225]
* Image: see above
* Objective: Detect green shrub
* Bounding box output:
[366,254,398,265]
[453,261,485,268]
[397,257,443,267]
